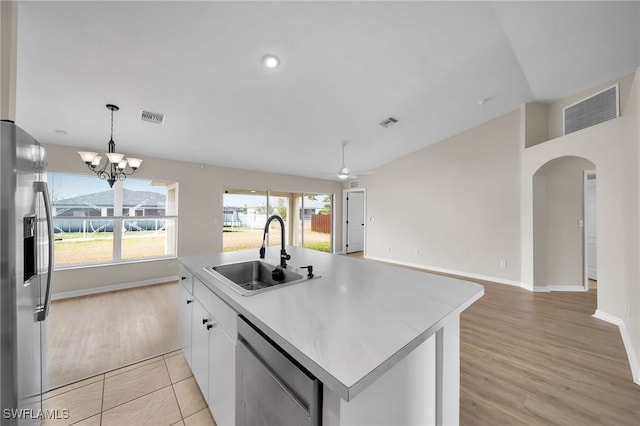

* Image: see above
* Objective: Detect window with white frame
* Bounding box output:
[222,188,332,253]
[48,172,178,268]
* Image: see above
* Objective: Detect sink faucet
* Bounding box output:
[259,215,291,269]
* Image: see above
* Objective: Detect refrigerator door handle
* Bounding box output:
[34,181,54,322]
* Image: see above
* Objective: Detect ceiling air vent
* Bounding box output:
[140,110,166,125]
[564,84,619,135]
[379,117,398,128]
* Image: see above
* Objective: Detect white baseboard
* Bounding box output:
[51,276,179,300]
[547,285,588,292]
[593,310,640,385]
[363,255,524,288]
[531,285,551,292]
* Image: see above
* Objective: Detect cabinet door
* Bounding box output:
[208,325,236,426]
[178,283,193,368]
[191,300,210,400]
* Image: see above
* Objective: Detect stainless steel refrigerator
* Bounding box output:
[0,120,53,425]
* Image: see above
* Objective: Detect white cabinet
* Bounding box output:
[208,321,236,426]
[178,271,236,426]
[178,267,194,367]
[191,299,211,399]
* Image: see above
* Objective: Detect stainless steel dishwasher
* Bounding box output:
[236,316,321,426]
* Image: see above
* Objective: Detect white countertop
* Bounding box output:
[179,247,484,401]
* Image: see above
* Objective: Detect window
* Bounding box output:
[222,188,332,253]
[48,172,178,268]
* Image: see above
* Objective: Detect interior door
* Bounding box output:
[346,191,364,253]
[585,176,597,280]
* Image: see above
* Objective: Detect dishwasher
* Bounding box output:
[236,316,321,426]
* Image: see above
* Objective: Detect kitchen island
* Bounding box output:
[179,247,483,425]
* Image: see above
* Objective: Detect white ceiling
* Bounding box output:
[15,1,640,179]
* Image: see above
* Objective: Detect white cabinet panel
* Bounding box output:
[178,265,194,293]
[194,278,237,342]
[208,322,236,426]
[178,283,194,368]
[181,273,238,422]
[191,299,211,400]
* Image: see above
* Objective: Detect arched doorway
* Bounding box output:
[532,156,596,291]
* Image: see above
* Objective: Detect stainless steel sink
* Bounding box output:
[203,260,318,296]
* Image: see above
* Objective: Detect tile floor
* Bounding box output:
[42,350,216,426]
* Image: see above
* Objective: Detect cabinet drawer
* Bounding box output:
[194,278,237,342]
[178,265,194,294]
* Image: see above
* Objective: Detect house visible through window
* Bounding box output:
[48,172,178,268]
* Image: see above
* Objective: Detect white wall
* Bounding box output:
[44,143,343,294]
[358,109,522,285]
[357,70,640,381]
[522,71,639,381]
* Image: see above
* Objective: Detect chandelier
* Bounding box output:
[78,104,143,188]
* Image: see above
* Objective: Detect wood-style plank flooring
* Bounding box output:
[459,280,640,425]
[47,282,179,389]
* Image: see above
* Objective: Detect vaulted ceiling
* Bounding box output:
[15,1,640,179]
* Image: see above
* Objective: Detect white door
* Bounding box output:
[346,191,364,253]
[585,177,597,280]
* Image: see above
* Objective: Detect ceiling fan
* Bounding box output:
[334,140,373,180]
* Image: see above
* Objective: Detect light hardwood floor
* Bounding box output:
[48,282,179,389]
[459,280,640,425]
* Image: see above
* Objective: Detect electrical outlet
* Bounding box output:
[500,260,507,268]
[414,249,420,255]
[386,246,391,252]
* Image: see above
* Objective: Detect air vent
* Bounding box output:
[140,110,166,125]
[349,180,360,189]
[379,117,398,128]
[564,84,619,135]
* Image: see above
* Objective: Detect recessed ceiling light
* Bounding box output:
[54,129,68,136]
[261,54,280,69]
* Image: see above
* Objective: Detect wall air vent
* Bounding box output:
[140,110,166,125]
[350,180,360,189]
[563,84,619,135]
